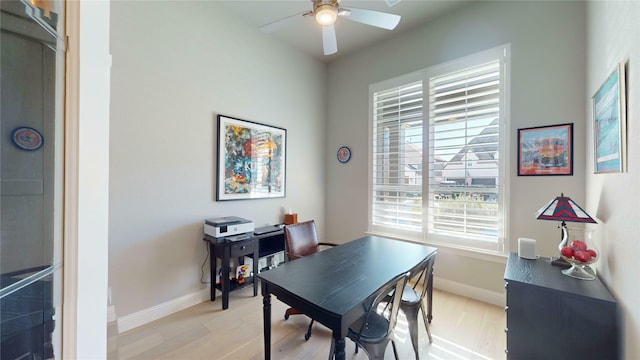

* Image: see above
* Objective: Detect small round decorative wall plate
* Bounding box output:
[337,146,351,163]
[11,127,44,151]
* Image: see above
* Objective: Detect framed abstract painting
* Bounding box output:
[216,115,286,201]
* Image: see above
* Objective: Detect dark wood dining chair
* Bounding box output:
[283,220,337,340]
[400,254,436,359]
[329,272,410,360]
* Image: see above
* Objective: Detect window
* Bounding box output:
[369,45,509,253]
[370,73,424,237]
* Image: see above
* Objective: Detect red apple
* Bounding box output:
[574,250,592,263]
[561,246,575,258]
[570,240,588,251]
[587,249,597,258]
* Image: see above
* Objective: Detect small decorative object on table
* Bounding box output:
[517,237,537,259]
[236,264,252,284]
[558,227,598,280]
[284,208,298,225]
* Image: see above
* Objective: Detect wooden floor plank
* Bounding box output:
[109,287,505,359]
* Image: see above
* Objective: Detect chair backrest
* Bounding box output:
[354,272,409,341]
[284,220,320,261]
[411,254,436,300]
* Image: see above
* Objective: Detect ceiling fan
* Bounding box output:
[259,0,402,56]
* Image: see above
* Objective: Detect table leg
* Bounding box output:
[210,243,216,301]
[427,267,433,323]
[332,334,346,360]
[253,245,259,297]
[262,293,272,360]
[222,248,230,310]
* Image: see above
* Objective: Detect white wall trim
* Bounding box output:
[62,1,80,357]
[434,276,505,307]
[74,1,111,357]
[107,305,117,324]
[116,288,210,333]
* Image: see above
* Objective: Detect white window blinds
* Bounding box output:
[371,79,424,234]
[427,60,501,245]
[369,45,508,253]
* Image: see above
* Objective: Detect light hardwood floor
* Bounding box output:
[108,287,505,360]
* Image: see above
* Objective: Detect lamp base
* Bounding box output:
[550,256,571,268]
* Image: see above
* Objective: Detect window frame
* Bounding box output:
[368,45,510,255]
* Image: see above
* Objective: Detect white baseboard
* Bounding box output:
[434,276,505,307]
[116,288,210,333]
[107,305,117,323]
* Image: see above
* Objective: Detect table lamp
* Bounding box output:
[536,193,597,267]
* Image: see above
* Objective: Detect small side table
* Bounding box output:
[203,235,258,310]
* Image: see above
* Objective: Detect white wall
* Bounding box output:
[109,1,326,319]
[586,2,640,359]
[326,1,587,295]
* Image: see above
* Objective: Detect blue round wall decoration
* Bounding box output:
[11,127,44,151]
[337,146,351,163]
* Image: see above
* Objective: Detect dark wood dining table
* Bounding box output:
[257,235,438,360]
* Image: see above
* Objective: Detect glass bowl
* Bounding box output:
[558,227,597,280]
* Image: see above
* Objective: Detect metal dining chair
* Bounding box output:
[329,272,410,360]
[399,254,436,359]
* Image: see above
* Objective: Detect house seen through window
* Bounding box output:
[370,45,509,253]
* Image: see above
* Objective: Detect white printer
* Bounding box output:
[204,216,254,238]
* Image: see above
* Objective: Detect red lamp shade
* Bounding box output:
[536,193,597,224]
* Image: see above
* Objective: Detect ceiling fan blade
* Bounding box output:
[322,25,337,55]
[259,11,311,33]
[340,7,401,30]
[384,0,402,7]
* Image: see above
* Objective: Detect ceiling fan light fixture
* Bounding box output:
[315,4,338,26]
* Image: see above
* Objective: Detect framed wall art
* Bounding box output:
[11,126,44,151]
[593,63,626,174]
[216,115,286,201]
[337,146,351,163]
[517,123,573,176]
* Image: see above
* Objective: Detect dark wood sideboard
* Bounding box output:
[504,253,618,359]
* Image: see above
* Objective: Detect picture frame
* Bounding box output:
[216,115,286,201]
[11,126,44,151]
[593,63,626,174]
[337,146,351,163]
[517,123,573,176]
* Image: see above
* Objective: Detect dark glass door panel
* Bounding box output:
[1,271,55,360]
[1,1,64,359]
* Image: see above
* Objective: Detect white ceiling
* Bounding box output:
[217,0,469,63]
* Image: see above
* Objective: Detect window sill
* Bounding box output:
[365,230,508,264]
